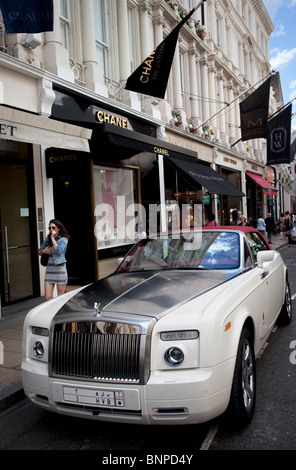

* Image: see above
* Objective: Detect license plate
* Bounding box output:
[63,386,124,407]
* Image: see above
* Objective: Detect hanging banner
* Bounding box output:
[0,0,54,33]
[239,77,271,141]
[125,7,198,99]
[267,104,292,165]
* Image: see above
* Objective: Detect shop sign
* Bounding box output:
[0,119,90,152]
[95,109,132,130]
[223,156,237,165]
[154,146,169,156]
[0,122,17,137]
[45,148,84,177]
[98,244,134,260]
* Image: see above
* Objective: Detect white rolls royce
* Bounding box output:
[22,227,292,426]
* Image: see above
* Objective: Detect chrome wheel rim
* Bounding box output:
[285,284,292,320]
[242,339,255,412]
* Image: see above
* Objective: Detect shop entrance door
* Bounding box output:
[0,162,35,305]
[53,173,95,286]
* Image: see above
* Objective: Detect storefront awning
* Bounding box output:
[168,156,245,196]
[246,171,278,196]
[101,124,244,196]
[0,105,92,152]
[101,123,197,160]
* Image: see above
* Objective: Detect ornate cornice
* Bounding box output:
[252,0,274,35]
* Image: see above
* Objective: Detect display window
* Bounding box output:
[93,165,139,249]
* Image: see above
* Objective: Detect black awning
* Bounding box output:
[101,123,197,160]
[99,123,244,196]
[168,156,245,196]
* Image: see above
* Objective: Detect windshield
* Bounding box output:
[117,231,240,272]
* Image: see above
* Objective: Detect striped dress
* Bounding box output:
[45,255,68,285]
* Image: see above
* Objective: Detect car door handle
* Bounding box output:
[260,270,269,279]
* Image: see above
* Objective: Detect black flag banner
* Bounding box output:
[0,0,54,33]
[290,135,296,162]
[267,103,292,165]
[125,7,198,99]
[239,77,271,141]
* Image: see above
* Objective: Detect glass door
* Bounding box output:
[0,162,34,305]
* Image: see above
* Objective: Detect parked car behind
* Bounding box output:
[288,226,296,243]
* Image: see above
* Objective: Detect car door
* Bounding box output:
[246,232,283,337]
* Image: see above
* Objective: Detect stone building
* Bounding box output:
[0,0,290,310]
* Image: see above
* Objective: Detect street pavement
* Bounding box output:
[0,235,289,412]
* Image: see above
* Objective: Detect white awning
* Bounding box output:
[0,106,92,152]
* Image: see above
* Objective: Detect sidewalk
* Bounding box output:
[0,296,44,411]
[0,235,289,412]
[0,286,80,412]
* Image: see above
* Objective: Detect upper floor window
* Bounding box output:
[127,7,134,72]
[59,0,70,50]
[216,17,222,48]
[93,0,108,75]
[179,53,186,111]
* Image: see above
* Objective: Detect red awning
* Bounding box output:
[246,171,278,196]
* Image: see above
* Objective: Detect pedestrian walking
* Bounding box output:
[284,211,291,235]
[135,220,147,242]
[257,215,266,236]
[279,213,286,239]
[265,213,276,244]
[38,219,70,300]
[204,213,220,227]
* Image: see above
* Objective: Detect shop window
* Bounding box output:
[94,165,138,249]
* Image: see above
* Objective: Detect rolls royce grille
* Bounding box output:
[50,322,142,383]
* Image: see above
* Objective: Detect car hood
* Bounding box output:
[54,270,238,321]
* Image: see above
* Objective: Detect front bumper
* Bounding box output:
[22,357,235,425]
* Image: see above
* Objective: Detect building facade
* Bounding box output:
[0,0,291,311]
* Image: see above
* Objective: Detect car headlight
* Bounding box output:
[153,329,199,370]
[33,341,45,359]
[164,347,184,367]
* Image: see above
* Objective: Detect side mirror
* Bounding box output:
[117,257,124,266]
[257,250,275,268]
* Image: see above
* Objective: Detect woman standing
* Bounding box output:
[38,219,70,300]
[284,211,291,233]
[279,213,286,239]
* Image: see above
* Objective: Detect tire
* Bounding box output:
[278,280,292,326]
[227,328,256,426]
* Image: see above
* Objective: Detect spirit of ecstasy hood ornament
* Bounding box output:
[93,302,103,317]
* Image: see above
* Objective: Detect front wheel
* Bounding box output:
[227,328,256,426]
[278,280,292,326]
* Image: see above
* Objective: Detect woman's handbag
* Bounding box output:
[40,253,49,266]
